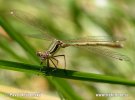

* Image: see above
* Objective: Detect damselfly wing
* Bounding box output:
[8,10,130,62]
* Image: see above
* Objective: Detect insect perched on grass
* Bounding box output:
[9,10,130,71]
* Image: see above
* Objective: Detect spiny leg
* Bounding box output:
[46,59,50,68]
[52,57,59,66]
[40,59,49,72]
[50,58,57,69]
[41,59,51,74]
[54,55,67,75]
[54,55,66,69]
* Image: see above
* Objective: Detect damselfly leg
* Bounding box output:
[53,55,66,69]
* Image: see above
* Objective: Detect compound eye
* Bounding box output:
[36,51,42,56]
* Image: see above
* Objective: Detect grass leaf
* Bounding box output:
[0,60,135,86]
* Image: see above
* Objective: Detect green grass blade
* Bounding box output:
[50,76,82,100]
[0,60,135,86]
[0,17,39,63]
[0,37,28,62]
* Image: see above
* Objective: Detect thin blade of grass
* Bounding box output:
[0,37,28,62]
[0,60,135,86]
[0,17,39,63]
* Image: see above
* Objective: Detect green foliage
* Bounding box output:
[0,0,135,100]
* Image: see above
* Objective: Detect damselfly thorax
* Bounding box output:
[36,39,66,69]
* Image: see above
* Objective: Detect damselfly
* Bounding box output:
[9,10,130,70]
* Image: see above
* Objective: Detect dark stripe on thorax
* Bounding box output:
[48,40,61,55]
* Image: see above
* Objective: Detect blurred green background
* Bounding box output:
[0,0,135,100]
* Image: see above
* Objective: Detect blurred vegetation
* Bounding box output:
[0,0,135,100]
